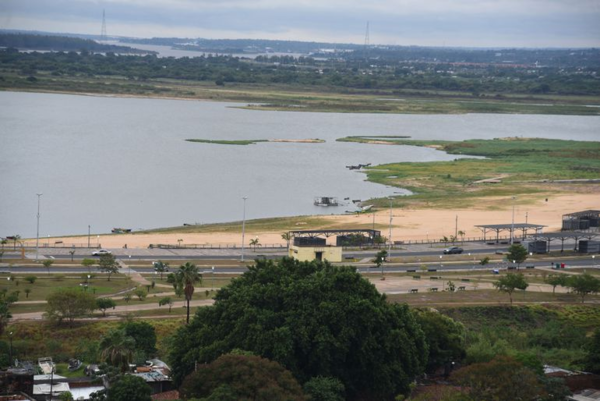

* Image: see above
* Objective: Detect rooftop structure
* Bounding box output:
[475,223,546,243]
[562,210,600,231]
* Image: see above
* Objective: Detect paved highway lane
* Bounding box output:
[9,242,582,261]
[2,259,598,275]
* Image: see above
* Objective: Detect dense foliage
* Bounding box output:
[1,47,599,96]
[106,374,152,401]
[414,309,466,373]
[451,356,546,401]
[122,321,157,357]
[179,354,305,401]
[45,288,96,326]
[169,258,427,400]
[584,328,600,374]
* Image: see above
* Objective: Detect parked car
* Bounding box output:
[443,246,464,254]
[92,249,111,256]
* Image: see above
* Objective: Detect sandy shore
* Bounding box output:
[33,193,598,249]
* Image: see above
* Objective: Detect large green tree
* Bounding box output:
[545,274,568,294]
[106,374,151,401]
[414,309,466,373]
[45,288,96,326]
[99,328,136,372]
[493,273,529,305]
[507,244,528,268]
[96,298,116,317]
[97,254,119,281]
[169,262,202,324]
[451,356,545,401]
[169,258,427,400]
[122,321,157,357]
[584,328,600,374]
[565,273,600,303]
[179,354,305,401]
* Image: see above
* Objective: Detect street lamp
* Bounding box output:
[211,266,215,290]
[510,196,516,245]
[9,331,13,365]
[241,196,248,262]
[388,197,393,260]
[35,193,43,261]
[88,225,91,248]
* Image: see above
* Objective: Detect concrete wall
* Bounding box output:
[289,246,343,262]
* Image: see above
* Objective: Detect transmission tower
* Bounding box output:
[364,21,370,60]
[100,9,107,41]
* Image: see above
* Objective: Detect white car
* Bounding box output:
[92,249,112,256]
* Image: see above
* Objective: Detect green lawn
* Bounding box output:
[3,274,135,302]
[334,137,600,208]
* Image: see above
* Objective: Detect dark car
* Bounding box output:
[443,246,464,254]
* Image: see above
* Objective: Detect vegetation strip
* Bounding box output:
[336,136,600,208]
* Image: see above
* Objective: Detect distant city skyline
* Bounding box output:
[1,0,599,48]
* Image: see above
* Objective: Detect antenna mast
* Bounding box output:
[364,21,370,60]
[100,9,107,41]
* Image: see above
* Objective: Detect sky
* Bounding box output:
[1,0,599,48]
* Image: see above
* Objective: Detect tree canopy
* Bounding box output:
[507,244,528,266]
[169,258,427,400]
[179,353,305,401]
[45,287,96,326]
[565,273,600,303]
[414,309,466,373]
[106,374,152,401]
[122,321,157,357]
[97,254,120,281]
[493,273,529,305]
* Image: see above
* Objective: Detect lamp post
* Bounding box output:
[455,215,458,239]
[388,197,393,260]
[211,266,215,290]
[241,196,248,262]
[35,193,43,261]
[8,331,13,365]
[88,225,91,248]
[510,196,516,245]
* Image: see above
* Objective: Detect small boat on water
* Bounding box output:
[111,228,132,234]
[314,197,339,207]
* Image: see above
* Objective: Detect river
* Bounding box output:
[1,91,598,237]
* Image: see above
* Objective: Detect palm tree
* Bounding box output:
[249,238,261,251]
[281,232,292,251]
[458,230,466,243]
[99,328,136,372]
[13,235,21,251]
[172,262,202,324]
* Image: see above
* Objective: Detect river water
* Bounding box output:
[1,91,598,237]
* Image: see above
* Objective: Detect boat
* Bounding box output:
[38,357,55,374]
[111,228,132,234]
[68,358,82,371]
[314,197,339,207]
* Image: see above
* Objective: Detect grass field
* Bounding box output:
[333,137,600,208]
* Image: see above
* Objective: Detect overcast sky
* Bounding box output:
[1,0,599,47]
